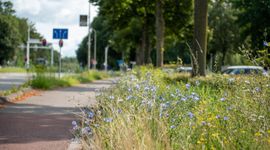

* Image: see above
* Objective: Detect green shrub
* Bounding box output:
[30,75,70,90]
[0,67,26,73]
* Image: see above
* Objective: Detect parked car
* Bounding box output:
[222,66,268,76]
[176,67,192,73]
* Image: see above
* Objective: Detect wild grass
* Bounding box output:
[0,67,26,73]
[30,70,111,90]
[75,67,270,150]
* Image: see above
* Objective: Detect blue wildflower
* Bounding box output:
[216,115,221,119]
[181,97,187,101]
[88,111,95,119]
[127,95,132,100]
[188,112,194,119]
[263,41,268,46]
[72,121,77,126]
[135,84,140,90]
[224,116,229,121]
[220,97,226,102]
[186,83,191,89]
[170,125,176,129]
[104,118,113,123]
[81,127,92,135]
[201,121,207,126]
[255,87,261,92]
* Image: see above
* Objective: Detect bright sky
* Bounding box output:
[12,0,98,57]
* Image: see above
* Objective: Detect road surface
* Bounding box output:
[0,73,30,91]
[0,78,116,150]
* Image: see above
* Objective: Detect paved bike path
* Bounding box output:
[0,78,116,150]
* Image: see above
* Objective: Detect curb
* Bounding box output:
[67,141,82,150]
[0,87,33,104]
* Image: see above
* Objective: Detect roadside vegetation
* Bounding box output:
[0,67,26,73]
[30,70,111,90]
[74,67,270,149]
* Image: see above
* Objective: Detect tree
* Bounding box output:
[155,0,165,67]
[0,0,15,15]
[208,0,240,70]
[232,0,270,50]
[0,14,20,65]
[85,0,193,68]
[192,0,208,76]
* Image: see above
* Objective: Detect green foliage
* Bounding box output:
[76,67,270,149]
[30,70,110,90]
[232,0,270,50]
[0,14,21,65]
[30,75,70,90]
[0,67,26,73]
[208,0,240,68]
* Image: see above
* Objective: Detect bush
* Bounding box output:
[30,75,70,90]
[75,67,270,149]
[0,67,26,73]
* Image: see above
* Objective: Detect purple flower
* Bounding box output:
[255,87,261,92]
[72,121,77,126]
[216,115,221,119]
[127,95,132,100]
[224,116,229,121]
[181,97,187,101]
[201,121,207,126]
[170,125,176,129]
[188,112,194,119]
[186,84,191,89]
[81,127,92,135]
[220,97,226,102]
[88,111,95,119]
[104,117,113,123]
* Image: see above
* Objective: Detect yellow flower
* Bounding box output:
[255,132,262,137]
[212,133,219,137]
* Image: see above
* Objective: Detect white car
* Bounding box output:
[176,67,192,73]
[222,66,268,76]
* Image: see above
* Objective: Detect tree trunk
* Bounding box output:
[144,17,152,64]
[155,0,165,67]
[193,0,208,76]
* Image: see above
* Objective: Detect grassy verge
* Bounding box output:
[74,67,270,149]
[30,70,112,90]
[0,67,26,73]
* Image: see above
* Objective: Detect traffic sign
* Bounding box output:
[80,15,88,26]
[59,39,64,47]
[53,28,68,39]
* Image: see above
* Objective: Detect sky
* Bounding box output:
[12,0,98,57]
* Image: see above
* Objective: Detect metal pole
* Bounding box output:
[51,47,54,66]
[87,1,91,70]
[59,47,62,78]
[26,26,30,69]
[104,46,109,71]
[93,29,97,69]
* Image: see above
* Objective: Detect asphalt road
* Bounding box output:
[0,78,116,150]
[0,73,30,91]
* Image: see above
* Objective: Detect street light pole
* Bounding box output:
[87,1,91,70]
[93,29,97,69]
[104,46,109,72]
[26,26,30,69]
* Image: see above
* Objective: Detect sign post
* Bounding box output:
[53,28,68,78]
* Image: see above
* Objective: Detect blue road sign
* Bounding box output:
[53,28,68,39]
